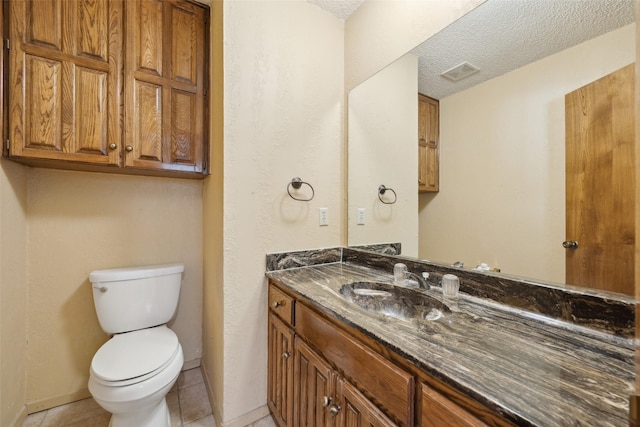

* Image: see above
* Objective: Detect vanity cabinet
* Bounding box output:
[418,94,439,192]
[268,312,295,427]
[6,0,209,179]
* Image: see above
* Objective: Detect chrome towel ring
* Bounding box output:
[287,177,315,201]
[378,185,397,204]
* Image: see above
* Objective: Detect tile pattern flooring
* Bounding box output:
[21,367,276,427]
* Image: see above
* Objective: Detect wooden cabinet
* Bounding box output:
[8,0,123,166]
[420,383,486,427]
[268,312,295,427]
[6,0,209,179]
[418,94,439,192]
[336,378,396,427]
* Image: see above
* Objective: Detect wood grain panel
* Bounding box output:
[137,0,163,76]
[418,94,439,192]
[25,55,62,150]
[296,303,414,426]
[269,285,295,327]
[75,67,108,154]
[421,383,486,427]
[170,2,196,84]
[294,337,335,427]
[565,64,635,295]
[171,89,196,164]
[76,0,108,61]
[26,0,62,50]
[134,79,163,161]
[337,378,396,427]
[268,313,295,427]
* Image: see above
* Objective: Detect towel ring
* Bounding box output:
[378,185,397,204]
[287,177,315,201]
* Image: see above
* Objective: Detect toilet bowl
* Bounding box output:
[88,264,184,427]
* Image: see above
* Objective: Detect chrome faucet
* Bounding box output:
[406,271,430,290]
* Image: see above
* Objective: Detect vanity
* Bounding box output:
[265,248,634,427]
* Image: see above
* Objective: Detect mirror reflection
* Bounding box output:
[347,0,635,294]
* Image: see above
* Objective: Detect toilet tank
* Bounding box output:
[89,263,184,334]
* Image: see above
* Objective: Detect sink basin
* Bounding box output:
[338,281,450,321]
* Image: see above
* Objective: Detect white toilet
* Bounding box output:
[88,263,185,427]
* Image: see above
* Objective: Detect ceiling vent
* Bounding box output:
[440,62,480,82]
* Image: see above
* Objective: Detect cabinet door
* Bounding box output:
[294,337,336,427]
[9,0,122,164]
[336,378,397,427]
[124,0,208,174]
[418,94,439,192]
[421,384,486,427]
[268,312,295,427]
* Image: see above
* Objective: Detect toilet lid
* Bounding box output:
[91,326,179,383]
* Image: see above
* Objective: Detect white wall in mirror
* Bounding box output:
[419,23,635,283]
[348,54,419,256]
[345,0,485,90]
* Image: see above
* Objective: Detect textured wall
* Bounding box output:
[348,54,419,256]
[26,169,203,411]
[0,160,28,426]
[207,0,345,423]
[420,24,635,283]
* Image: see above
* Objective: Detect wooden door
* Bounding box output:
[268,312,295,427]
[124,0,208,174]
[294,337,336,427]
[9,0,122,164]
[418,94,439,192]
[565,64,635,295]
[335,378,396,427]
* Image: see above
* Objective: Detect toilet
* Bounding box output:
[88,263,185,427]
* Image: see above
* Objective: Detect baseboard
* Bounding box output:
[220,405,271,427]
[200,362,222,424]
[10,405,28,427]
[26,388,91,414]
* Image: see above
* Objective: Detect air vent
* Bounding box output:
[440,62,480,82]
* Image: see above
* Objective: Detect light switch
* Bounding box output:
[357,208,365,225]
[319,208,329,226]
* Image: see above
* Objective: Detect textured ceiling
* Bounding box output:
[414,0,635,99]
[306,0,365,20]
[306,0,634,99]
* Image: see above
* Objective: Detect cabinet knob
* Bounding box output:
[108,143,117,150]
[273,301,285,308]
[562,240,579,249]
[322,396,332,407]
[328,404,341,416]
[125,145,133,152]
[282,351,291,360]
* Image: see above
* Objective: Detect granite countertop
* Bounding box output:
[266,262,635,427]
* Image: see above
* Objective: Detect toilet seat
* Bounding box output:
[91,326,180,387]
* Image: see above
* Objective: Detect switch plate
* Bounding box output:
[357,208,365,225]
[319,208,329,226]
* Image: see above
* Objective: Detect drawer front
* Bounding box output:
[269,284,295,326]
[296,303,414,426]
[421,383,487,427]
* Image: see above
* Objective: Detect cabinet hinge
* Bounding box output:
[4,39,9,50]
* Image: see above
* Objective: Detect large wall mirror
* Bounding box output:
[348,0,635,293]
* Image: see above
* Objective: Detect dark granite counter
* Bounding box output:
[266,261,634,427]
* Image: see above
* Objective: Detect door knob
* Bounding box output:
[328,404,341,416]
[282,351,291,360]
[108,143,117,150]
[322,396,332,407]
[562,240,579,249]
[125,145,133,152]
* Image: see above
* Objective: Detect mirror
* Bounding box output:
[347,0,635,288]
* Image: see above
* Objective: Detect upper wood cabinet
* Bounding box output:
[6,0,210,179]
[418,94,439,192]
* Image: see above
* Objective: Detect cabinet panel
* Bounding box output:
[171,89,197,164]
[421,384,486,427]
[136,0,163,76]
[24,55,62,151]
[294,337,335,427]
[268,313,295,427]
[296,303,414,426]
[337,379,396,427]
[75,67,109,155]
[75,0,109,61]
[418,94,439,192]
[170,2,197,84]
[26,0,62,50]
[132,80,163,162]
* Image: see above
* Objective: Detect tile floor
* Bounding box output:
[21,367,276,427]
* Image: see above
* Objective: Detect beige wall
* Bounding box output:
[419,24,635,284]
[201,0,345,424]
[0,160,28,427]
[25,169,204,411]
[345,0,485,91]
[348,54,419,256]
